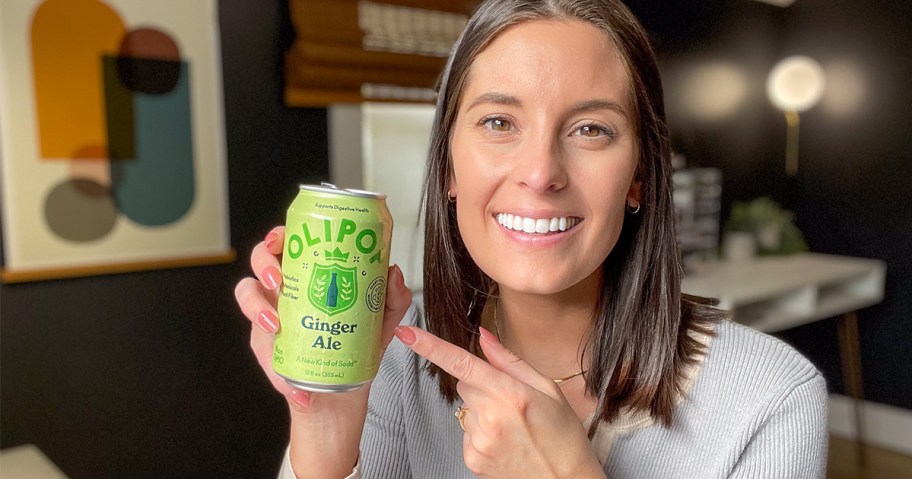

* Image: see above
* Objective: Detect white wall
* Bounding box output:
[330,102,434,290]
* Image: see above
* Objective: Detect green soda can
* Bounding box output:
[273,183,393,392]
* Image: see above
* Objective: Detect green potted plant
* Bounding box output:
[724,197,808,258]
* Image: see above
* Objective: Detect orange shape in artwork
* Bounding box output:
[31,0,126,160]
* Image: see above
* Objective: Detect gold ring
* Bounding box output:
[454,406,469,431]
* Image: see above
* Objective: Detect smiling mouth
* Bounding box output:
[495,213,582,234]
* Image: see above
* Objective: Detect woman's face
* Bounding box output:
[450,19,640,296]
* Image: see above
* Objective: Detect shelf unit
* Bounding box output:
[673,168,722,265]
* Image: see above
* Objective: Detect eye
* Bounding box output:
[573,123,614,139]
[481,116,513,132]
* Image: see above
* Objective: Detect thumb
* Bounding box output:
[379,265,412,352]
[478,326,557,395]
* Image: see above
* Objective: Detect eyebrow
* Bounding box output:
[572,99,628,118]
[465,92,521,111]
[465,92,628,119]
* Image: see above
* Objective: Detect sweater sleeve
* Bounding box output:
[277,447,361,479]
[358,312,417,478]
[728,372,829,479]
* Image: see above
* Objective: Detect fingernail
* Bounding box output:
[391,264,405,290]
[479,326,500,345]
[394,326,416,346]
[290,389,311,408]
[257,310,279,333]
[264,231,278,250]
[263,266,282,290]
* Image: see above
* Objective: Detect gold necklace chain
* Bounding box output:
[493,300,587,386]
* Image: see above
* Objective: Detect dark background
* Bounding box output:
[627,0,912,410]
[1,0,909,477]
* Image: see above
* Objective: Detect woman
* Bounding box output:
[235,1,828,477]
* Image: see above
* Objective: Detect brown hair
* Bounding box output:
[421,0,724,430]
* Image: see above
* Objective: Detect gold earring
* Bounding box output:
[626,201,641,214]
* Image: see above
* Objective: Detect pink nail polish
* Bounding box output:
[258,311,279,333]
[290,389,311,408]
[397,265,407,289]
[390,264,405,290]
[394,326,416,346]
[263,266,282,290]
[479,326,500,345]
[264,232,278,250]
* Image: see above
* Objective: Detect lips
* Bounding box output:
[495,213,581,234]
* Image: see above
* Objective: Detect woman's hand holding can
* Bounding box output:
[234,226,413,478]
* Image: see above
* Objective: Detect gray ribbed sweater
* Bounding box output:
[281,308,828,478]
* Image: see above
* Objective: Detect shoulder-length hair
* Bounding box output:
[421,0,723,430]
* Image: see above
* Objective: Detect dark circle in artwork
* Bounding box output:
[45,178,118,242]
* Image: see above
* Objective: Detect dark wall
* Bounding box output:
[628,0,912,410]
[2,1,910,477]
[0,1,325,477]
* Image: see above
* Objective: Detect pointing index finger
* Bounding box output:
[394,326,504,390]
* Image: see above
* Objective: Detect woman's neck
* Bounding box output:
[492,269,601,381]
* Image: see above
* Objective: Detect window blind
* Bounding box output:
[285,0,478,106]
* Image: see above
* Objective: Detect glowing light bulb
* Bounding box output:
[767,56,827,112]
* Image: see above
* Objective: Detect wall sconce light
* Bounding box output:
[766,56,826,175]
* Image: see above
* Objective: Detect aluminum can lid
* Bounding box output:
[299,182,386,200]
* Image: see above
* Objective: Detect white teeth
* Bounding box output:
[496,213,579,234]
[522,217,535,233]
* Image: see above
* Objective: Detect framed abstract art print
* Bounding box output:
[0,0,233,282]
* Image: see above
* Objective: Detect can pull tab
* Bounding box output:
[320,182,339,189]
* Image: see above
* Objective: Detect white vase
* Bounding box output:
[758,223,782,251]
[724,232,757,262]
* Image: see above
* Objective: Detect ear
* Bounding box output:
[626,178,642,206]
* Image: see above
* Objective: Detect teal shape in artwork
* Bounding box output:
[109,59,195,226]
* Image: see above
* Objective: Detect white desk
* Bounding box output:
[0,445,68,479]
[683,253,885,333]
[683,253,887,467]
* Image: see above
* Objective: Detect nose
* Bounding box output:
[513,133,568,194]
